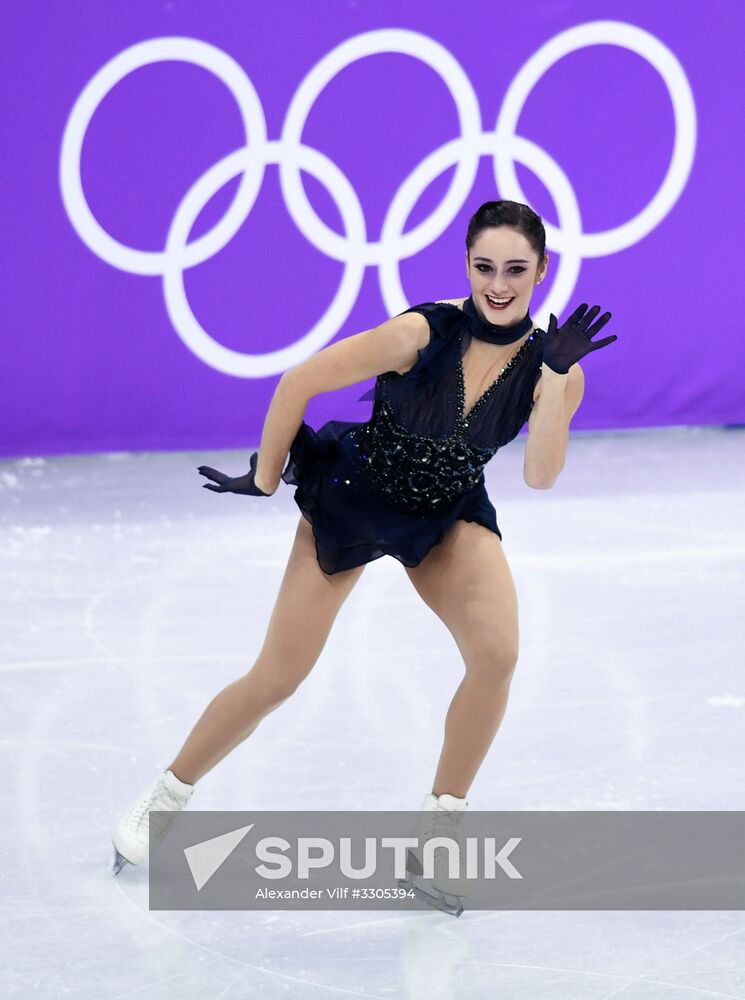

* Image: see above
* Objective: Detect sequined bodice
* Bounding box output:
[349,330,538,513]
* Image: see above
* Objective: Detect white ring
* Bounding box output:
[495,20,697,256]
[60,37,267,275]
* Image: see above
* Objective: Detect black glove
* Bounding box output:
[541,303,617,374]
[197,450,273,496]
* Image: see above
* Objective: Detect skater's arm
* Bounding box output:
[282,313,431,398]
[252,376,312,494]
[523,362,584,489]
[253,314,430,493]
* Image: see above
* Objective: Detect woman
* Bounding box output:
[111,200,615,913]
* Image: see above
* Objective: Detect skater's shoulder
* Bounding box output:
[434,298,467,311]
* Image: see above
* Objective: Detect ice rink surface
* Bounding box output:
[2,425,745,999]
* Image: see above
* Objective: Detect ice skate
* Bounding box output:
[398,792,470,917]
[111,768,194,874]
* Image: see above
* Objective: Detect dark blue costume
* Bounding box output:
[281,299,545,574]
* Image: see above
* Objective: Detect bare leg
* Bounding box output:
[168,515,365,785]
[429,667,515,798]
[404,520,519,799]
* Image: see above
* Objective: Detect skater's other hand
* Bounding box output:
[541,303,617,375]
[197,451,274,496]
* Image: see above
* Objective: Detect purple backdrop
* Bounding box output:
[2,0,742,458]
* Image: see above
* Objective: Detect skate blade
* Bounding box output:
[397,875,464,918]
[111,845,132,876]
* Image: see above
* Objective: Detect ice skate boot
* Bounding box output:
[398,792,469,917]
[111,768,194,874]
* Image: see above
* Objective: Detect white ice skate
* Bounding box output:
[398,792,470,917]
[111,768,194,874]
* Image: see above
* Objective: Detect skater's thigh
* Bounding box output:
[403,519,518,667]
[256,513,365,672]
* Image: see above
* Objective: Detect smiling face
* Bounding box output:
[465,226,548,323]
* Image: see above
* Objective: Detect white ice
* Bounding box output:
[2,425,745,999]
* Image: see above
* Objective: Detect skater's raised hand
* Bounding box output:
[541,304,617,375]
[198,450,274,496]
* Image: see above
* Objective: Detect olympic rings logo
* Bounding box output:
[60,24,696,377]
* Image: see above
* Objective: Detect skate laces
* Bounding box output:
[422,806,464,839]
[418,808,466,875]
[126,778,190,836]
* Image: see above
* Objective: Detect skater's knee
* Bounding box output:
[263,674,305,705]
[241,657,314,706]
[463,633,518,684]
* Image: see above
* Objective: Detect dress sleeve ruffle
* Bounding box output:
[281,419,359,489]
[356,302,462,403]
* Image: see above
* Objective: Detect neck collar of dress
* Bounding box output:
[463,295,534,345]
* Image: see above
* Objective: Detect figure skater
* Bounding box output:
[111,200,616,915]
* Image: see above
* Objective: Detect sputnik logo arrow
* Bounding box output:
[183,823,255,891]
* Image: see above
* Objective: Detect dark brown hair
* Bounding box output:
[465,200,546,265]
